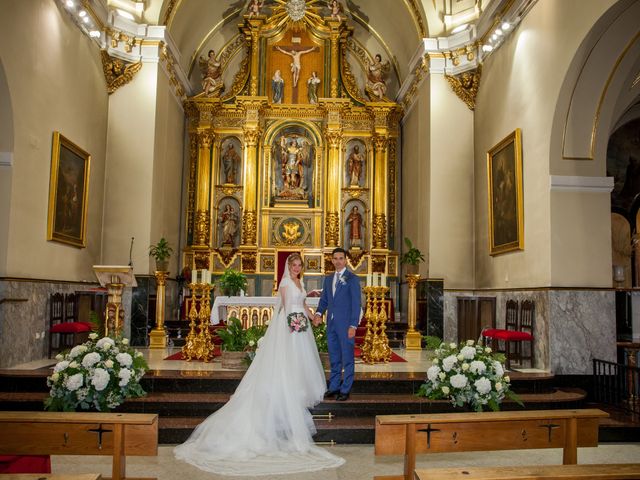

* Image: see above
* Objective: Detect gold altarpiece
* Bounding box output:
[182,3,401,286]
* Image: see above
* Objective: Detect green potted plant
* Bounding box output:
[149,237,173,272]
[312,322,330,370]
[216,317,266,369]
[218,268,248,296]
[400,237,425,274]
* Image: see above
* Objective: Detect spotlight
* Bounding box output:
[482,45,494,52]
[78,10,86,17]
[492,33,498,41]
[82,16,89,23]
[89,30,101,38]
[495,28,503,36]
[65,0,74,7]
[502,22,511,30]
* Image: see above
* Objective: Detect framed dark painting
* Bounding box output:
[47,132,90,248]
[487,128,524,255]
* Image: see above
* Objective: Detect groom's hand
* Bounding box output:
[347,326,356,339]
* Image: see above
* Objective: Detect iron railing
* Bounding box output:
[592,358,639,414]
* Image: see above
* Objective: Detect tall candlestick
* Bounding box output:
[367,274,372,287]
[191,269,196,284]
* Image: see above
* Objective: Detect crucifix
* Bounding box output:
[275,44,318,102]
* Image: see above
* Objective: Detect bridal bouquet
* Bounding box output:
[45,333,148,412]
[417,340,522,412]
[287,312,309,332]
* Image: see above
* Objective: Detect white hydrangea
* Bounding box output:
[105,359,114,369]
[442,355,458,372]
[118,368,132,387]
[461,346,476,360]
[69,345,87,358]
[89,332,99,340]
[53,360,69,373]
[427,365,441,382]
[82,352,101,368]
[474,377,492,395]
[116,352,133,367]
[65,373,83,391]
[493,361,504,377]
[441,386,450,395]
[450,373,468,389]
[96,337,115,350]
[91,368,110,391]
[469,360,487,374]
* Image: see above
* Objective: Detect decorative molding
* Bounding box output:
[550,175,614,193]
[100,50,142,94]
[403,0,427,39]
[0,152,13,167]
[445,65,481,110]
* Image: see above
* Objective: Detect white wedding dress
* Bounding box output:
[174,271,345,476]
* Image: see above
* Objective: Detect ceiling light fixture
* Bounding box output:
[502,22,511,30]
[82,16,90,23]
[65,0,74,7]
[78,10,86,17]
[89,30,101,37]
[451,23,468,34]
[495,28,503,36]
[482,45,494,52]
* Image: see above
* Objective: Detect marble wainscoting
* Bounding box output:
[443,289,616,374]
[548,290,616,374]
[0,279,98,368]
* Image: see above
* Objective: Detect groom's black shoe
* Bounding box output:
[324,390,339,399]
[336,392,350,401]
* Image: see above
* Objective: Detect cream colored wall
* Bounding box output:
[474,0,614,288]
[103,63,158,272]
[428,74,474,288]
[150,72,185,275]
[0,0,108,280]
[401,77,430,278]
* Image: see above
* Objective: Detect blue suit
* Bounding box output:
[316,269,362,394]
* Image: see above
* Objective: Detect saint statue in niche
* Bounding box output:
[219,203,239,247]
[221,142,240,184]
[272,129,314,202]
[346,205,363,249]
[347,144,364,186]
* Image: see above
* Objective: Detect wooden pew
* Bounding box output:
[0,412,158,480]
[374,409,609,480]
[413,463,640,479]
[2,475,101,480]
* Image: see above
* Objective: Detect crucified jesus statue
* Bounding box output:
[275,45,317,87]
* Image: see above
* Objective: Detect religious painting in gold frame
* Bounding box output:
[487,128,524,255]
[47,132,91,248]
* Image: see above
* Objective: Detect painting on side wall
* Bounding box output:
[487,128,524,255]
[47,132,90,248]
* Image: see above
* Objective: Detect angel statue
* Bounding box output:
[247,0,264,18]
[365,53,390,101]
[327,0,342,22]
[198,49,224,97]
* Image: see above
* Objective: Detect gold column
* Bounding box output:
[328,22,340,98]
[405,273,422,350]
[149,271,169,349]
[372,134,388,249]
[325,129,342,247]
[194,130,214,247]
[245,18,264,96]
[242,127,260,247]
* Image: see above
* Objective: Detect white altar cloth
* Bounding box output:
[210,295,320,324]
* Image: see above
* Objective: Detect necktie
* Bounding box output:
[333,272,341,294]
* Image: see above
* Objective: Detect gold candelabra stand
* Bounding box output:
[404,274,422,350]
[182,282,215,362]
[361,286,392,363]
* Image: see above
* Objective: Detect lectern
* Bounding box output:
[93,265,137,338]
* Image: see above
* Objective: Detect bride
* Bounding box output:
[174,253,345,476]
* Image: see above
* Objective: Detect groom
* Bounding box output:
[314,248,362,401]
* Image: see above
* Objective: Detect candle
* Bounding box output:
[373,274,378,287]
[382,274,387,287]
[367,273,371,287]
[191,269,196,284]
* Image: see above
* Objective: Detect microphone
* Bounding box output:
[129,237,134,266]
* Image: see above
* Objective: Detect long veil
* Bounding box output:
[174,254,345,476]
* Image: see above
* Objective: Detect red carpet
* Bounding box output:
[164,347,406,362]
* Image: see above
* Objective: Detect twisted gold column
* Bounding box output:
[149,271,169,349]
[372,135,388,249]
[325,129,342,247]
[405,273,422,350]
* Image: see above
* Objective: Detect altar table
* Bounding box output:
[210,295,320,327]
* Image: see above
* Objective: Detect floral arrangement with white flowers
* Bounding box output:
[45,333,148,412]
[417,340,522,412]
